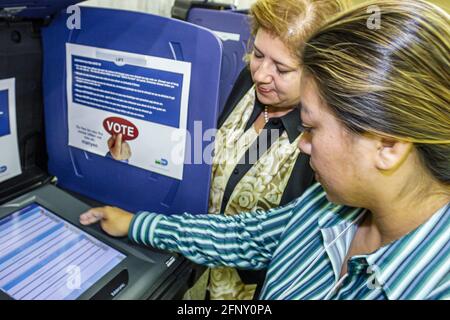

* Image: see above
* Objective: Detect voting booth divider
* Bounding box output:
[0,1,222,300]
[44,6,223,215]
[187,7,251,114]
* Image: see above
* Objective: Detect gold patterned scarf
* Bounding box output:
[205,87,301,300]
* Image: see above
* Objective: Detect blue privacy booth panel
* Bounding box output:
[188,8,251,114]
[42,7,222,215]
[0,0,83,18]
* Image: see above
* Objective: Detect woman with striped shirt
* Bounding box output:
[80,0,450,299]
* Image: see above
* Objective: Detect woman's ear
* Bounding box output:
[375,137,413,171]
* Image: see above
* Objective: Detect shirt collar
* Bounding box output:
[317,202,366,281]
[247,94,303,144]
[317,194,450,300]
[317,201,364,229]
[365,203,449,300]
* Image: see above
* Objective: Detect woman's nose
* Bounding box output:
[253,61,272,83]
[298,133,311,155]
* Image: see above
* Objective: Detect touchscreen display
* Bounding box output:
[0,203,126,300]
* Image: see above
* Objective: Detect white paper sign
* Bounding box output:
[0,78,22,183]
[66,44,191,180]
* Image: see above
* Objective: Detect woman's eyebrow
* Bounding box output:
[273,58,297,69]
[275,62,297,70]
[253,44,263,55]
[253,44,297,69]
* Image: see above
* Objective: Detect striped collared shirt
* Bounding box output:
[129,183,450,300]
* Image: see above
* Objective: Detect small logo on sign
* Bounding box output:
[103,117,139,141]
[0,166,7,173]
[155,159,168,166]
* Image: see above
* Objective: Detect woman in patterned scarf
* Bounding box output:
[196,0,349,300]
[101,0,349,300]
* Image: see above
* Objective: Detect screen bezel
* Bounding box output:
[0,197,129,300]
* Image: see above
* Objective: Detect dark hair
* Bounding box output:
[302,0,450,184]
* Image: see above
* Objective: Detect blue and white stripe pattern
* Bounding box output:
[129,183,449,300]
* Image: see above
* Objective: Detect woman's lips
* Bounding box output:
[257,86,273,95]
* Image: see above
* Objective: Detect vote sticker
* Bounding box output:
[103,117,139,141]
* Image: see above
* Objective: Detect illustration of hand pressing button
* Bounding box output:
[107,133,132,161]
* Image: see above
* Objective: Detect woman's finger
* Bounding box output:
[79,208,105,225]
